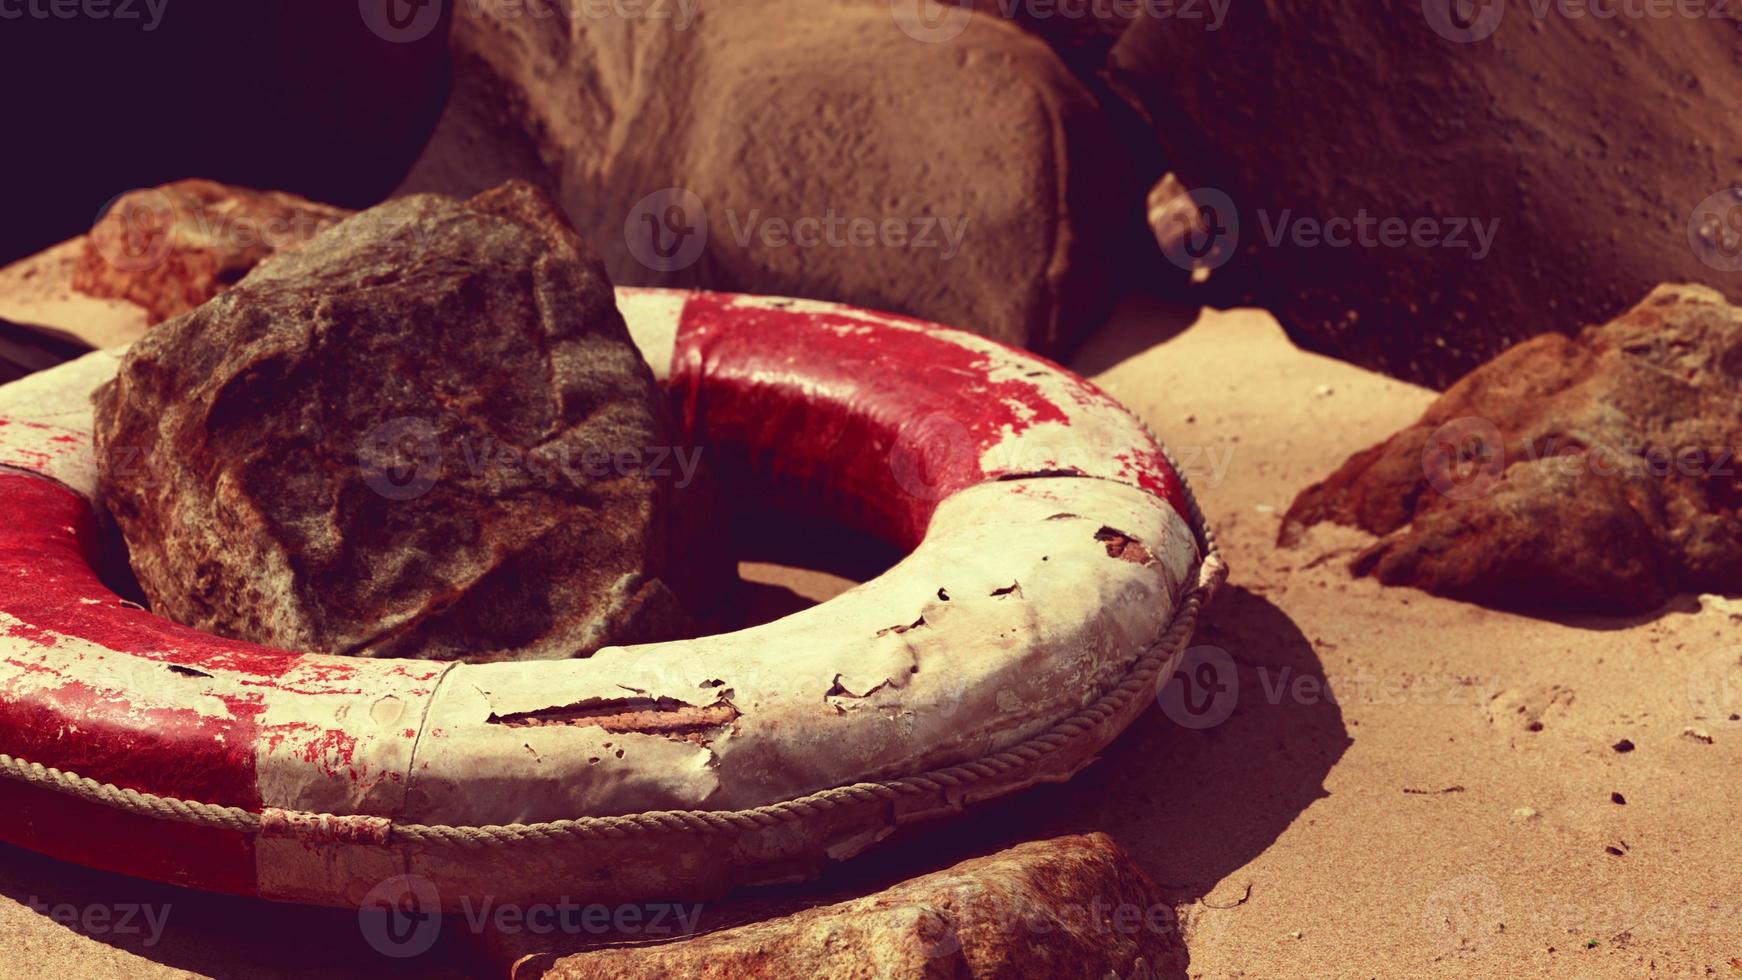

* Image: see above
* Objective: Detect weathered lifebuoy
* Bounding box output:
[0,289,1222,910]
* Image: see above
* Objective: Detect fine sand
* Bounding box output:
[2,290,1739,978]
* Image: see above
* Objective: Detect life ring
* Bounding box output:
[0,288,1222,910]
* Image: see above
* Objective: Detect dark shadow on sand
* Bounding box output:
[1069,291,1202,378]
[1531,592,1705,632]
[706,584,1352,978]
[3,521,1339,977]
[0,841,485,979]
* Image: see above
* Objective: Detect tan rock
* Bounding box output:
[521,834,1185,979]
[399,0,1137,355]
[72,179,354,326]
[1284,284,1742,613]
[1107,2,1742,386]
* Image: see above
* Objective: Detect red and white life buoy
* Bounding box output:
[0,289,1221,910]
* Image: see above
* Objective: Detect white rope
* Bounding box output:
[0,435,1223,850]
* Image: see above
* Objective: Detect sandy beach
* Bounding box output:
[3,292,1739,978]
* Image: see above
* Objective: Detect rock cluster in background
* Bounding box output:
[1284,284,1742,613]
[1101,0,1742,387]
[397,0,1141,355]
[95,182,728,661]
[525,834,1186,979]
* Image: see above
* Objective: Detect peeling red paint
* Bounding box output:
[0,288,1191,905]
[672,292,1185,548]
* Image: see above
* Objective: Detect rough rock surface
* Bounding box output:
[398,0,1138,356]
[525,834,1186,979]
[1284,284,1742,613]
[72,179,354,326]
[94,181,726,661]
[1104,1,1742,387]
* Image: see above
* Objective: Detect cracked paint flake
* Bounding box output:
[487,696,741,745]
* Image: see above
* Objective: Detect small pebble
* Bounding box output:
[1681,727,1714,744]
[1611,739,1635,753]
[1512,806,1538,821]
[1610,792,1626,805]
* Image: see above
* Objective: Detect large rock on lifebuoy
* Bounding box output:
[1105,1,1742,387]
[1284,284,1742,613]
[94,181,728,661]
[398,0,1138,356]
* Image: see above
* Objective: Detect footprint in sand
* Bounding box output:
[1485,684,1576,735]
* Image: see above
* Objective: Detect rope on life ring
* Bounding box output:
[0,428,1222,848]
[0,288,1223,906]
